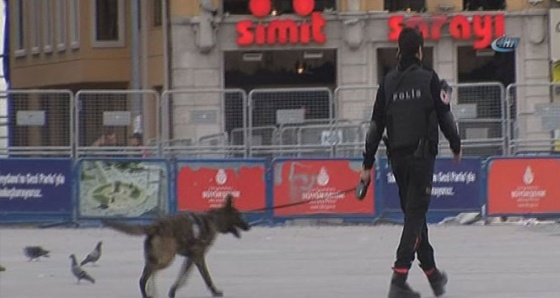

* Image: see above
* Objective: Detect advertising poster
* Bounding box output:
[176,161,266,212]
[487,158,560,215]
[380,158,481,211]
[273,159,374,216]
[0,159,72,213]
[78,160,168,218]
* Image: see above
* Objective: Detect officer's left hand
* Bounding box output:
[453,149,462,164]
[360,169,371,184]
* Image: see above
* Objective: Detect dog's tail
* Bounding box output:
[102,220,150,236]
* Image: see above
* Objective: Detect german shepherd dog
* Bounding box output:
[102,194,250,298]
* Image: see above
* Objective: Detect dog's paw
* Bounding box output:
[211,289,224,297]
[168,289,176,298]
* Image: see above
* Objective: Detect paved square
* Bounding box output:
[1,224,559,298]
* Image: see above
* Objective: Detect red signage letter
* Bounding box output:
[267,20,299,45]
[256,23,267,45]
[430,15,448,41]
[300,21,311,44]
[406,15,430,39]
[388,15,404,41]
[311,12,326,44]
[236,20,254,46]
[449,14,471,40]
[472,15,494,49]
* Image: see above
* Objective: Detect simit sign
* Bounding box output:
[388,14,505,49]
[236,0,327,46]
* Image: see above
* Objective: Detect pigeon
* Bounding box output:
[70,254,95,284]
[0,265,6,272]
[23,246,50,261]
[80,241,103,266]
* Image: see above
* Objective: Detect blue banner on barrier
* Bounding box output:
[0,158,72,213]
[380,157,481,211]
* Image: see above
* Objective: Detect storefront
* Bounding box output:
[169,2,551,151]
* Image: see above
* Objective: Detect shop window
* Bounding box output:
[68,0,80,49]
[42,0,53,53]
[92,0,125,47]
[223,0,337,15]
[55,0,67,52]
[384,0,426,12]
[30,0,40,55]
[14,0,25,57]
[464,0,505,11]
[153,0,162,27]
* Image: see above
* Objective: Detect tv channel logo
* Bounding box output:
[491,36,520,53]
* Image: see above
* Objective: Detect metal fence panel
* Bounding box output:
[2,90,73,157]
[0,83,516,160]
[75,90,160,158]
[334,85,378,122]
[451,82,506,157]
[278,119,333,147]
[506,83,560,154]
[161,89,247,158]
[333,86,378,158]
[248,87,334,158]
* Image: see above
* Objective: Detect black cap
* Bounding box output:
[398,27,424,58]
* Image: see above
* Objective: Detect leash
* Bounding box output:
[248,186,358,212]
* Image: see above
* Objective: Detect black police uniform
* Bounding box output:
[362,57,461,275]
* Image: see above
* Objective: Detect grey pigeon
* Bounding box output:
[80,241,102,266]
[70,254,95,284]
[23,246,50,261]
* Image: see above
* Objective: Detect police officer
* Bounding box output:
[359,28,462,298]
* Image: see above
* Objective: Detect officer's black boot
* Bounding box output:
[424,268,448,297]
[388,270,421,298]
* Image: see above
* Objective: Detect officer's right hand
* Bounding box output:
[453,149,462,164]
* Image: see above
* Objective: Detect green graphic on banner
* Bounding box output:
[79,160,168,218]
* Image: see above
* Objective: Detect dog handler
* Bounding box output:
[358,28,462,298]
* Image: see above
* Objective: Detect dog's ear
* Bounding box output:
[224,194,234,209]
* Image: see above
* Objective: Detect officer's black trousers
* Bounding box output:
[390,154,436,271]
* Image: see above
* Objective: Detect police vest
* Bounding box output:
[383,65,435,151]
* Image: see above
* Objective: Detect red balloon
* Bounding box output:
[249,0,271,18]
[293,0,315,16]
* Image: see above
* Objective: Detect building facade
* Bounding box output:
[5,0,560,154]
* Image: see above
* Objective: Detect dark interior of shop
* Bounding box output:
[458,47,515,86]
[224,50,337,90]
[224,50,337,133]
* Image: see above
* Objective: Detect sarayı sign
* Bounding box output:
[388,13,505,49]
[236,0,326,46]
